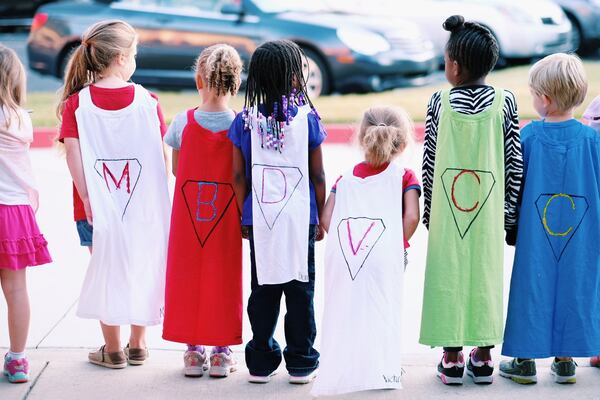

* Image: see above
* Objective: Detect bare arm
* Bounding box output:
[321,192,335,233]
[402,190,420,243]
[232,145,248,239]
[64,138,92,225]
[163,143,170,177]
[309,145,326,241]
[232,145,247,217]
[171,149,179,177]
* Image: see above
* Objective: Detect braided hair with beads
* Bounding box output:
[443,15,500,82]
[242,40,318,152]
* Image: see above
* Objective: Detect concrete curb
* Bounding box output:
[31,124,427,148]
[32,128,58,148]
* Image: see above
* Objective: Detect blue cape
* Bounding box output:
[503,120,600,358]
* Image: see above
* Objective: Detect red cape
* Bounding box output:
[163,109,242,345]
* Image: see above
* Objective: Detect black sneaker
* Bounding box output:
[551,358,576,384]
[499,358,537,384]
[437,351,465,385]
[466,348,494,384]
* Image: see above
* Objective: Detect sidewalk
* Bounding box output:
[2,349,600,400]
[2,146,600,399]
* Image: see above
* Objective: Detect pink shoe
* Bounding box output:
[3,354,29,383]
[209,348,237,378]
[437,351,465,385]
[184,349,208,377]
[590,356,600,367]
[466,348,494,384]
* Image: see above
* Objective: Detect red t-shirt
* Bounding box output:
[331,162,421,248]
[59,85,167,221]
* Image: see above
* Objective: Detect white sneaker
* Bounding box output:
[184,350,209,377]
[209,351,237,378]
[248,371,277,383]
[289,369,318,384]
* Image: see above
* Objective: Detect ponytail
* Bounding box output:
[57,45,91,118]
[56,20,137,120]
[195,44,243,96]
[358,107,412,167]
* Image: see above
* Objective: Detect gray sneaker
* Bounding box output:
[499,358,537,384]
[551,359,576,384]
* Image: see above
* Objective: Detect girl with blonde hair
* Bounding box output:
[0,44,52,384]
[312,106,420,396]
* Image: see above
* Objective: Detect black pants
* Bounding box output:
[245,225,319,377]
[443,346,495,352]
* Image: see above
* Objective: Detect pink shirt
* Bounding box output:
[0,107,38,210]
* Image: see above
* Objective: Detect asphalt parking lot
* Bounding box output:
[4,31,598,96]
[1,33,62,92]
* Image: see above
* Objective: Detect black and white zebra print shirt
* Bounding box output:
[422,85,523,231]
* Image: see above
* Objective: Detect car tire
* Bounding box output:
[301,47,330,97]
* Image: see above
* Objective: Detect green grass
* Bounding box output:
[28,60,600,127]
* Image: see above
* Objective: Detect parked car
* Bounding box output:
[26,0,438,95]
[553,0,600,53]
[337,0,574,65]
[0,1,57,29]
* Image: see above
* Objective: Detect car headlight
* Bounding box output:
[496,4,537,24]
[336,27,391,56]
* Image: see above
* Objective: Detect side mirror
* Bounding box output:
[221,3,244,16]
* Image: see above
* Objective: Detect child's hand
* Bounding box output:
[241,226,249,240]
[83,197,93,226]
[314,225,325,241]
[505,228,517,246]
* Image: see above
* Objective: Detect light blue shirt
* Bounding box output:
[164,109,236,150]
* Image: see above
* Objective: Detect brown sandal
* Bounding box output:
[88,345,127,369]
[124,344,149,365]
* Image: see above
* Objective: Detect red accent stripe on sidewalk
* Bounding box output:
[324,124,425,144]
[31,124,427,148]
[32,128,57,148]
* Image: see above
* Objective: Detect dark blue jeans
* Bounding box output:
[245,225,319,377]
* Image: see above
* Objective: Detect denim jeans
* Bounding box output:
[245,225,319,377]
[75,220,93,247]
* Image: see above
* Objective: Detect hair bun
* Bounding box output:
[443,15,465,32]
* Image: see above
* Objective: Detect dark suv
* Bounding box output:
[26,0,437,95]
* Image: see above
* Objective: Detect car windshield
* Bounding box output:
[253,0,426,15]
[251,0,344,13]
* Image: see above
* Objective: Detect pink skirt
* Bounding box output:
[0,204,52,270]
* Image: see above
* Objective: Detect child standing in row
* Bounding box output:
[0,45,52,383]
[229,40,326,384]
[312,106,420,396]
[162,44,243,378]
[420,15,523,385]
[501,54,599,385]
[584,95,600,369]
[58,20,171,368]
